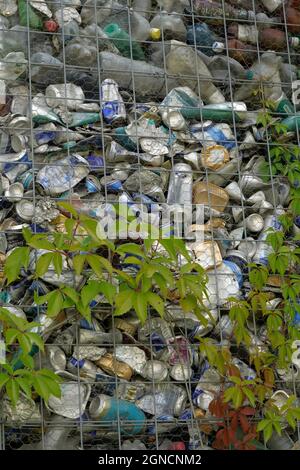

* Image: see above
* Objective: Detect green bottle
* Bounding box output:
[104,23,145,61]
[18,0,43,30]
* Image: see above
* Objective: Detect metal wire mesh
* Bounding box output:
[0,0,300,451]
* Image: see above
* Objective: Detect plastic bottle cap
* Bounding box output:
[212,41,225,53]
[150,28,161,40]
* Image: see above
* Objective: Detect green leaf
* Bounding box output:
[180,294,197,312]
[73,254,86,275]
[62,286,79,304]
[17,333,32,354]
[47,290,64,317]
[97,281,117,305]
[97,256,113,274]
[57,201,79,218]
[52,252,63,276]
[114,289,135,316]
[146,292,164,317]
[0,373,9,389]
[26,332,45,352]
[4,247,30,284]
[116,243,145,258]
[86,254,103,279]
[133,292,148,324]
[257,420,268,431]
[35,252,53,278]
[263,423,274,443]
[65,217,77,236]
[76,300,91,323]
[15,377,32,399]
[5,328,19,345]
[16,353,34,369]
[6,379,20,406]
[81,282,102,307]
[32,375,51,402]
[37,375,61,398]
[243,387,256,407]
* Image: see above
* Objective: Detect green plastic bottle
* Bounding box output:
[18,0,43,30]
[104,23,145,61]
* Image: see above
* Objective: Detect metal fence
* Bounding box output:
[0,0,299,450]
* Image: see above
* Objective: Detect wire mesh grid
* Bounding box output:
[0,0,299,451]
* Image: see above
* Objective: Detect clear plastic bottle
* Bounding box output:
[166,40,225,103]
[234,52,283,103]
[150,10,187,41]
[31,53,64,85]
[187,22,224,56]
[132,0,152,19]
[99,50,179,98]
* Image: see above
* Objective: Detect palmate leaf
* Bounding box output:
[4,247,30,284]
[114,289,135,316]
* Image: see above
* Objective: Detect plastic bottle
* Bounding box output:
[31,53,64,85]
[227,23,258,45]
[150,11,187,41]
[234,52,283,103]
[0,52,27,80]
[166,40,225,103]
[96,4,151,41]
[104,23,145,60]
[65,37,98,66]
[18,0,43,29]
[207,55,246,82]
[156,0,189,13]
[99,51,179,98]
[186,22,224,56]
[132,0,152,18]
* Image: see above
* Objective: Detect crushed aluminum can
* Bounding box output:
[136,384,187,417]
[101,79,126,126]
[96,353,133,381]
[73,345,107,362]
[115,345,147,375]
[47,371,91,419]
[142,360,169,382]
[36,154,90,196]
[170,363,193,382]
[200,145,230,171]
[67,356,99,379]
[45,83,85,111]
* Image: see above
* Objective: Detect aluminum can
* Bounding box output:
[89,394,146,435]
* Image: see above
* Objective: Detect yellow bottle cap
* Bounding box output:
[150,28,161,41]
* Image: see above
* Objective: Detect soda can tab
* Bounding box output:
[96,353,133,380]
[101,79,126,126]
[47,371,91,419]
[89,394,146,436]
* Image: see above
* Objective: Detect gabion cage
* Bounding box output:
[0,0,300,451]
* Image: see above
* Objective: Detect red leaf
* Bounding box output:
[228,364,241,378]
[240,406,256,416]
[230,413,239,433]
[239,413,250,433]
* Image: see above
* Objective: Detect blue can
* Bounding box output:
[89,394,146,436]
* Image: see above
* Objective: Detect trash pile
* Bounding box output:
[1,0,300,451]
